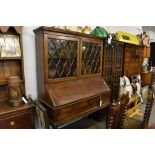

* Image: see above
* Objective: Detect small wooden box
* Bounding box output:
[141,72,152,85]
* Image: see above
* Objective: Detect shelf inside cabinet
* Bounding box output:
[0,57,21,60]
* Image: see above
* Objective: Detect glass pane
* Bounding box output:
[114,45,123,100]
[115,45,123,83]
[81,42,101,75]
[48,38,77,79]
[104,45,113,86]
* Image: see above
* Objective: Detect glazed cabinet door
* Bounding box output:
[113,42,124,100]
[44,34,79,82]
[103,41,115,89]
[80,38,103,77]
[103,41,124,101]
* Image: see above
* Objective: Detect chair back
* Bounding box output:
[143,88,154,127]
[106,94,129,129]
[107,87,154,129]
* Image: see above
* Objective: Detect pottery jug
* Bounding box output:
[82,26,91,34]
[8,76,23,107]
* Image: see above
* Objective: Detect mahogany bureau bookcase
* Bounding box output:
[34,27,110,128]
[0,26,34,129]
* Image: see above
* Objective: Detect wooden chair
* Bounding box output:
[106,87,154,129]
[106,94,129,129]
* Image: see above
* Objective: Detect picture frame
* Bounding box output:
[0,34,21,57]
[28,97,49,129]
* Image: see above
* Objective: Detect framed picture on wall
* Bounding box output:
[0,34,21,57]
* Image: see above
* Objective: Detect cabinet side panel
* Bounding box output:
[35,33,45,97]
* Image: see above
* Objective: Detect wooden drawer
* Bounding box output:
[56,94,110,122]
[56,100,89,121]
[88,97,100,108]
[102,93,110,103]
[57,100,88,114]
[0,109,34,129]
[88,94,110,108]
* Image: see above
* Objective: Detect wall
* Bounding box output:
[102,26,142,34]
[22,26,38,99]
[142,26,155,42]
[22,26,142,99]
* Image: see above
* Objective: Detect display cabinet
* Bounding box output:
[34,27,110,128]
[103,41,144,101]
[0,26,34,129]
[123,44,144,77]
[103,40,124,101]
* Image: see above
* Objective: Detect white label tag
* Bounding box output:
[100,99,102,106]
[22,97,28,104]
[108,38,111,44]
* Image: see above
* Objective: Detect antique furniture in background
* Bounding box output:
[143,46,150,58]
[141,46,152,86]
[103,40,124,101]
[151,67,155,96]
[141,72,152,86]
[123,44,144,77]
[106,94,129,129]
[0,26,34,129]
[34,27,110,128]
[150,43,155,67]
[106,87,154,129]
[102,40,146,102]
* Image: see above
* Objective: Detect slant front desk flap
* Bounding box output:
[42,76,110,128]
[46,76,110,107]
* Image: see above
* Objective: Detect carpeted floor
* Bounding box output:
[62,112,107,129]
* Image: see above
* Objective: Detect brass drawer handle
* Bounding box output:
[9,121,16,127]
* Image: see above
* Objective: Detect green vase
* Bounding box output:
[90,27,108,38]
